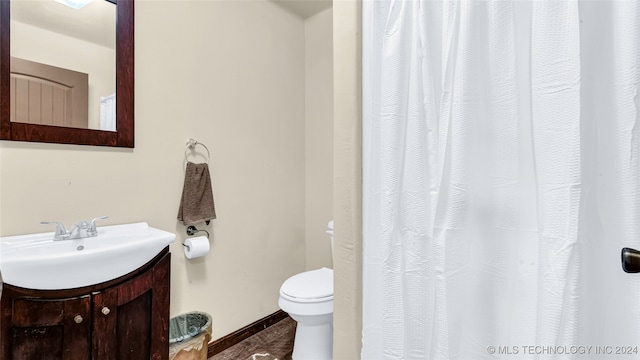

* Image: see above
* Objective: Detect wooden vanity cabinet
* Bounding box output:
[0,248,171,360]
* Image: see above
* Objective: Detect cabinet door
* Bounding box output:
[7,296,91,360]
[92,252,170,360]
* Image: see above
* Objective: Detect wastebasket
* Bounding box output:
[169,312,212,360]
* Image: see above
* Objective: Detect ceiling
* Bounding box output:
[10,0,331,49]
[270,0,332,19]
[11,0,116,49]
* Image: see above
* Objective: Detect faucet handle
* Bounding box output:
[88,216,109,235]
[41,221,69,240]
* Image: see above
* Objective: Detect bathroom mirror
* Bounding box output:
[0,0,134,147]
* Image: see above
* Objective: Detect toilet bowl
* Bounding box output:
[279,221,334,360]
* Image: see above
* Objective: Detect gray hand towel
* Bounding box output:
[177,162,216,225]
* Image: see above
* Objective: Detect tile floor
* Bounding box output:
[209,317,296,360]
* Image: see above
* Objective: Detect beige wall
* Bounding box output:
[333,0,363,358]
[305,8,334,271]
[0,0,309,340]
[10,20,116,130]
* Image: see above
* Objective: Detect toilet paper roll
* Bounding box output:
[184,236,210,259]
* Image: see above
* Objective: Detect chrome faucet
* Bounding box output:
[40,221,69,240]
[41,216,108,240]
[88,216,108,236]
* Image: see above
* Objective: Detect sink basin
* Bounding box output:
[0,222,175,290]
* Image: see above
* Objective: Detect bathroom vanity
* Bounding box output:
[0,247,170,360]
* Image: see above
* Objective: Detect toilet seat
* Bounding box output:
[280,267,333,303]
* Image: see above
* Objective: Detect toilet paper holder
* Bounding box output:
[183,225,210,248]
[186,225,209,238]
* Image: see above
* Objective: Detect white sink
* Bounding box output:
[0,222,175,290]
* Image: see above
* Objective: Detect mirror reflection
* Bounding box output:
[10,0,116,131]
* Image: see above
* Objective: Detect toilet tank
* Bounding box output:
[327,220,334,262]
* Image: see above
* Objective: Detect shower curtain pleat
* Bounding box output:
[362,1,640,359]
[530,0,583,351]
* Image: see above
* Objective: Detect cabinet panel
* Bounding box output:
[91,289,117,358]
[151,253,170,360]
[12,325,63,360]
[12,298,64,327]
[116,291,152,359]
[10,296,91,360]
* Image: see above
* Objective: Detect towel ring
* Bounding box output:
[184,138,210,164]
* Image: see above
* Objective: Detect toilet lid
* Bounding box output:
[280,267,333,300]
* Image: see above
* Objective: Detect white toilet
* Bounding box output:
[278,221,334,360]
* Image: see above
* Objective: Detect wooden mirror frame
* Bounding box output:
[0,0,134,148]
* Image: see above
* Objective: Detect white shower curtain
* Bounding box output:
[362,1,640,359]
[100,93,116,131]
